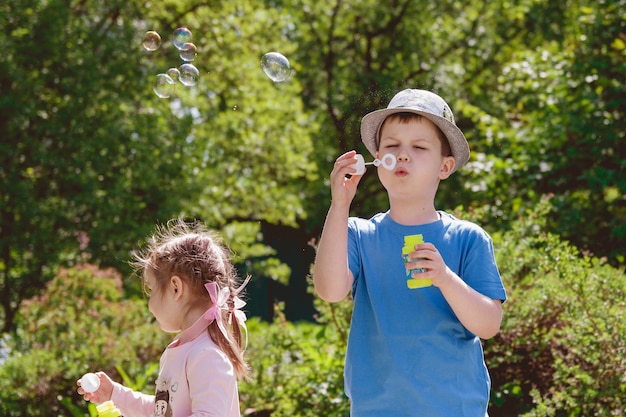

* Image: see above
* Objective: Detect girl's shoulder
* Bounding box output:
[186,332,234,370]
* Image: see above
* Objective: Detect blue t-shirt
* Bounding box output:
[346,211,506,417]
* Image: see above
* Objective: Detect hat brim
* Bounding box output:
[360,108,470,173]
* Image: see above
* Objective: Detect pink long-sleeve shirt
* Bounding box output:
[111,316,241,417]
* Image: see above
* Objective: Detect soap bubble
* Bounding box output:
[166,67,181,82]
[261,52,292,82]
[179,42,197,62]
[172,27,192,50]
[142,31,161,51]
[179,63,199,86]
[153,73,176,98]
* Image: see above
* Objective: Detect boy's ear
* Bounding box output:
[170,275,184,300]
[439,156,455,180]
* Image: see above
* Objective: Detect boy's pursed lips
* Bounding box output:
[394,166,409,176]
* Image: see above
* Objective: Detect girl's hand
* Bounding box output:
[329,151,363,208]
[77,371,114,404]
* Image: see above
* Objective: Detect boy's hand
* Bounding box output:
[406,243,504,339]
[329,151,363,208]
[405,243,455,287]
[77,371,114,404]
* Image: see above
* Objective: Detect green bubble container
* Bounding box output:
[402,234,432,289]
[96,401,121,417]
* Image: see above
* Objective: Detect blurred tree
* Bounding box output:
[137,0,320,320]
[1,0,624,334]
[0,0,317,331]
[281,0,557,227]
[1,0,625,415]
[0,0,193,332]
[490,1,626,265]
[274,0,624,268]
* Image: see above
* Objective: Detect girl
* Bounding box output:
[78,218,250,417]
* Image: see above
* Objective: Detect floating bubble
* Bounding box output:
[153,73,176,98]
[142,31,161,51]
[166,67,181,82]
[179,42,197,62]
[179,63,199,86]
[172,27,192,50]
[261,52,291,82]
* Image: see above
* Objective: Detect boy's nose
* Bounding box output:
[396,151,410,162]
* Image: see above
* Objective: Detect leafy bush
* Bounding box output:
[239,200,626,417]
[240,299,351,417]
[486,199,626,416]
[2,200,623,417]
[0,264,168,417]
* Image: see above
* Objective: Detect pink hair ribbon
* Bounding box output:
[203,281,248,346]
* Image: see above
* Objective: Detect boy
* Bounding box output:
[313,89,506,416]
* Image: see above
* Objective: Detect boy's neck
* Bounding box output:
[388,199,439,226]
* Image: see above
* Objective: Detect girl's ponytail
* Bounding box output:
[205,277,251,380]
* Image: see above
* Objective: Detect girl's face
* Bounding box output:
[145,271,183,333]
[376,116,454,200]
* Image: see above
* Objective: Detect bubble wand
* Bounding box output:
[350,153,396,175]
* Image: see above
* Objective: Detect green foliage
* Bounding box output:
[223,221,292,286]
[285,0,560,228]
[279,0,626,269]
[1,202,623,416]
[486,199,626,416]
[486,2,626,265]
[164,1,318,228]
[240,301,350,417]
[0,264,168,417]
[0,0,194,332]
[2,0,624,336]
[0,0,318,333]
[238,200,625,416]
[1,0,625,414]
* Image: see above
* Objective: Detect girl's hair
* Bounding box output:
[131,218,250,379]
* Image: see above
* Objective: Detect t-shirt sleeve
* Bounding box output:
[347,218,362,296]
[111,382,155,417]
[186,345,239,416]
[460,227,507,302]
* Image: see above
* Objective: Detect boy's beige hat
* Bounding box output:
[360,89,470,173]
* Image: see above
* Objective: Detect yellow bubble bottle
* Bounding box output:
[402,234,432,289]
[96,401,122,417]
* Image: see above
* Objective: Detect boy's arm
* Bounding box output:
[313,151,362,303]
[436,272,503,339]
[313,203,354,302]
[408,243,503,339]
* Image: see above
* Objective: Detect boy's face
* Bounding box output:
[376,116,455,199]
